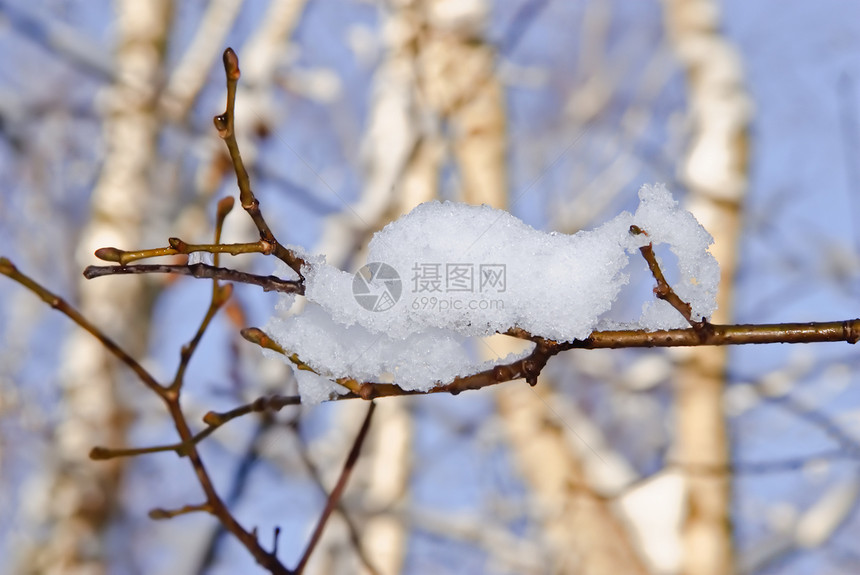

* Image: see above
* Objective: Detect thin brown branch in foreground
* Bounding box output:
[0,257,164,396]
[171,282,232,390]
[94,239,272,265]
[90,394,303,461]
[160,296,290,572]
[216,48,306,275]
[156,200,291,573]
[236,313,860,404]
[631,224,700,328]
[84,263,304,294]
[170,199,235,391]
[1,255,292,573]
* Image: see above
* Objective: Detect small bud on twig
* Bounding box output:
[223,47,240,80]
[217,196,235,220]
[94,247,125,263]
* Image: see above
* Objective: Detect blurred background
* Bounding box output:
[1,0,859,573]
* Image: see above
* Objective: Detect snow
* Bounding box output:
[293,368,351,406]
[266,184,719,401]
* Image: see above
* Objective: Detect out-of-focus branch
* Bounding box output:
[0,0,114,79]
[294,402,377,575]
[294,425,383,575]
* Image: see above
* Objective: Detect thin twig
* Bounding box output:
[172,283,232,390]
[155,203,292,573]
[217,48,306,275]
[294,402,377,574]
[295,425,383,575]
[0,257,165,397]
[162,399,291,574]
[93,239,274,265]
[195,417,275,573]
[203,394,303,427]
[631,224,700,328]
[84,263,304,294]
[149,503,212,520]
[238,315,860,403]
[90,394,302,461]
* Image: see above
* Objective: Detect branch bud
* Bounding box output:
[94,247,125,263]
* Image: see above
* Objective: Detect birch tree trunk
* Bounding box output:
[308,2,505,571]
[21,2,172,574]
[470,1,650,570]
[662,0,751,573]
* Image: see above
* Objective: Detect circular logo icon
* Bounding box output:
[352,262,401,312]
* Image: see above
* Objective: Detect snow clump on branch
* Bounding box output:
[266,184,719,403]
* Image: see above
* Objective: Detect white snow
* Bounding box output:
[266,184,719,400]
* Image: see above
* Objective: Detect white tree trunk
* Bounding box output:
[21,2,172,573]
[662,0,751,573]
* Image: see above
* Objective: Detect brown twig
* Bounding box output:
[240,327,363,394]
[93,239,274,265]
[630,224,703,330]
[172,283,232,390]
[84,263,304,294]
[160,278,290,572]
[202,394,303,428]
[294,425,383,575]
[90,394,303,461]
[1,256,292,573]
[293,401,377,574]
[163,399,291,574]
[0,257,165,396]
[216,48,306,276]
[154,194,292,574]
[237,314,860,404]
[149,503,212,520]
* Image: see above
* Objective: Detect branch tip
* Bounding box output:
[241,327,286,354]
[217,196,235,220]
[223,47,240,80]
[94,247,124,263]
[89,446,112,460]
[203,411,224,427]
[148,503,210,520]
[215,282,234,304]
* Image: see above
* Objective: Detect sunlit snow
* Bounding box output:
[267,184,719,402]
